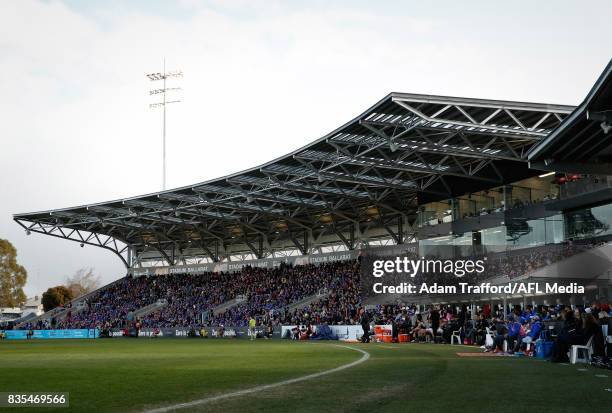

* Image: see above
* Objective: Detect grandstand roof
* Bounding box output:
[14,93,573,267]
[528,59,612,174]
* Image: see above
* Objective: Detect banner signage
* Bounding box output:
[281,325,376,341]
[102,326,281,339]
[129,244,418,277]
[280,324,392,341]
[2,329,99,340]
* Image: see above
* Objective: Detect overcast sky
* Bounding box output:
[1,0,610,296]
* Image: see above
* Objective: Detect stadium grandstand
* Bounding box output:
[3,0,611,409]
[8,60,612,357]
[13,93,574,267]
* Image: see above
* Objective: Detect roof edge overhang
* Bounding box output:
[14,92,574,219]
[528,58,612,163]
[14,90,576,267]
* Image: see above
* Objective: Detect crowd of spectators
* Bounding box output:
[21,277,163,330]
[16,239,608,334]
[357,302,610,362]
[21,261,361,330]
[486,240,604,279]
[280,261,361,325]
[141,271,242,328]
[210,261,358,326]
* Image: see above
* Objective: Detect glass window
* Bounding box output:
[566,203,612,239]
[481,226,507,252]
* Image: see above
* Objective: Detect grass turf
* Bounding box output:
[0,339,610,412]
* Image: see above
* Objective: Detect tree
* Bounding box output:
[65,267,101,298]
[0,239,27,307]
[41,286,74,312]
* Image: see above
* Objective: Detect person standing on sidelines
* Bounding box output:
[360,308,371,343]
[249,316,257,340]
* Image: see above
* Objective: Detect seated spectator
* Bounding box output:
[411,314,433,342]
[520,316,541,354]
[474,313,489,346]
[493,319,509,353]
[583,313,605,358]
[552,309,582,363]
[463,319,476,345]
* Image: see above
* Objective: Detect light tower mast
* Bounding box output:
[147,59,182,190]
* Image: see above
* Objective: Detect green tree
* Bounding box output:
[41,285,74,312]
[0,239,27,307]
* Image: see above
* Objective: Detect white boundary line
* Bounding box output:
[141,345,370,413]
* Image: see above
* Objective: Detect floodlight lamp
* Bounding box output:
[146,73,164,81]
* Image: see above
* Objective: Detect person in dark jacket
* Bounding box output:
[360,309,371,343]
[582,314,605,357]
[458,304,467,327]
[430,307,440,338]
[493,319,509,353]
[552,309,582,362]
[475,314,489,346]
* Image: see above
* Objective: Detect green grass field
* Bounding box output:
[1,339,610,412]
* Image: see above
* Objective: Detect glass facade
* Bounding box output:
[419,214,565,255]
[565,203,612,240]
[417,172,612,255]
[480,227,507,252]
[418,208,609,256]
[416,175,559,227]
[419,233,472,257]
[507,215,564,248]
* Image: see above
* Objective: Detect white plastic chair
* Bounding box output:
[484,327,495,348]
[485,330,508,352]
[451,329,461,345]
[570,336,593,364]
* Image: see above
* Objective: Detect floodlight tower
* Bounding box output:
[147,59,182,190]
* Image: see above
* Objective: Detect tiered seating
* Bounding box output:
[33,261,361,329]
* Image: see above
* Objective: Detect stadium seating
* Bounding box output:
[15,240,610,364]
[24,261,360,330]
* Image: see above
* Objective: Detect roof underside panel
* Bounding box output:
[14,93,574,265]
[528,59,612,173]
